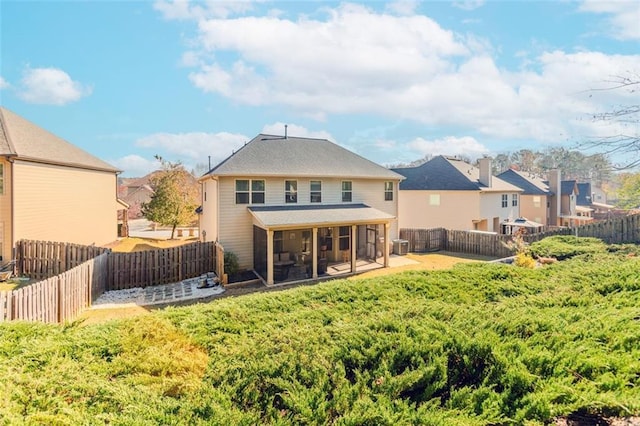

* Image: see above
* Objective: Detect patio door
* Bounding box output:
[253,226,267,279]
[366,225,378,261]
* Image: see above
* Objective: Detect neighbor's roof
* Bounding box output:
[576,182,592,206]
[203,134,403,180]
[0,107,120,173]
[393,156,521,192]
[561,180,578,196]
[248,203,395,229]
[496,169,550,196]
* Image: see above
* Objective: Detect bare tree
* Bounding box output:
[580,72,640,169]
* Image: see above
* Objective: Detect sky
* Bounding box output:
[1,0,639,177]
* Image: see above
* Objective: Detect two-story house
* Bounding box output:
[198,133,403,285]
[392,156,522,233]
[497,168,550,226]
[0,107,122,264]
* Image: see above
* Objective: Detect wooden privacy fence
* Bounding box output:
[108,241,218,290]
[401,213,640,258]
[1,253,108,324]
[3,240,221,324]
[15,240,110,281]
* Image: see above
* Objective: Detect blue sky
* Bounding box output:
[1,0,639,177]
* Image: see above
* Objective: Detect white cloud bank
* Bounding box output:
[0,76,9,90]
[18,67,92,105]
[156,1,640,147]
[579,0,640,41]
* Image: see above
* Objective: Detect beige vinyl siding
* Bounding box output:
[199,179,219,243]
[398,190,482,231]
[217,176,256,269]
[479,191,520,232]
[12,160,117,247]
[0,159,11,262]
[212,176,401,269]
[519,194,548,226]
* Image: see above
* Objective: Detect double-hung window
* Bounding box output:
[235,179,265,204]
[342,181,352,202]
[285,180,297,203]
[512,194,518,207]
[310,181,322,203]
[501,194,508,208]
[384,181,393,201]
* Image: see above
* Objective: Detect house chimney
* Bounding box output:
[478,157,492,188]
[548,169,561,226]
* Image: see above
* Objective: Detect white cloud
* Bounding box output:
[385,0,419,16]
[579,0,640,40]
[111,155,159,177]
[18,67,91,105]
[135,131,249,165]
[154,0,255,20]
[0,76,9,89]
[177,3,639,146]
[452,0,485,11]
[408,136,490,159]
[261,122,334,141]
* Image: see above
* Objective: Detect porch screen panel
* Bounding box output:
[253,226,267,279]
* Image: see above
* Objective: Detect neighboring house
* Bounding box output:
[547,172,592,227]
[393,156,522,233]
[497,168,550,226]
[119,170,200,220]
[0,107,122,263]
[198,133,403,285]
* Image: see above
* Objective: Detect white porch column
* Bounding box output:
[351,225,357,273]
[384,222,390,267]
[267,229,274,285]
[312,227,318,278]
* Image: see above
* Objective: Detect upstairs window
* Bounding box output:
[429,194,440,206]
[252,180,265,203]
[236,179,265,204]
[310,181,322,203]
[533,196,541,208]
[342,181,352,202]
[285,180,297,203]
[501,194,508,208]
[236,180,249,204]
[384,181,393,201]
[512,194,518,207]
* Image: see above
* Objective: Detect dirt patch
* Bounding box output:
[104,237,199,253]
[351,251,495,280]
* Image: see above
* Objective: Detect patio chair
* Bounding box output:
[0,260,16,282]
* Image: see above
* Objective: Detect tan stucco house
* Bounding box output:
[393,156,522,233]
[497,168,550,226]
[198,133,403,285]
[0,107,122,263]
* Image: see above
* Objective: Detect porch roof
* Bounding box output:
[248,203,395,229]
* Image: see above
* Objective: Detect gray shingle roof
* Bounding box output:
[576,182,592,206]
[561,180,578,196]
[393,156,521,192]
[248,203,395,228]
[0,107,120,173]
[496,169,549,195]
[205,134,403,180]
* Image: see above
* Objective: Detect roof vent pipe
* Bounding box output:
[284,124,288,139]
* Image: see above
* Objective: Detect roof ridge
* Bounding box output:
[0,107,18,155]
